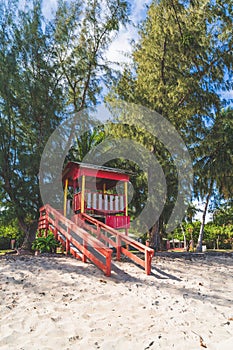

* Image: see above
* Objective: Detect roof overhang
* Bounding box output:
[62,162,131,189]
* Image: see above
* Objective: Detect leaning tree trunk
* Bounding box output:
[149,220,162,251]
[21,221,38,250]
[180,223,187,251]
[196,188,212,253]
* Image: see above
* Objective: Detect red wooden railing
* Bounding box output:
[105,215,130,229]
[74,213,154,275]
[73,191,125,213]
[38,205,112,276]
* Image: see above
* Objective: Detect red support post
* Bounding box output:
[97,223,101,240]
[66,238,70,255]
[45,213,49,237]
[145,250,153,275]
[105,250,112,277]
[82,237,87,263]
[116,234,121,261]
[65,228,71,255]
[54,218,58,241]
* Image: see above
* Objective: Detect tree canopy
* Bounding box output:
[0,0,129,246]
[0,0,233,251]
[109,0,233,249]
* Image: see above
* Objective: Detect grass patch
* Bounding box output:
[0,249,15,255]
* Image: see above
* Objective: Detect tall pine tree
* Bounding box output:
[109,0,233,249]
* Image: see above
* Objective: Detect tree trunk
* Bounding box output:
[21,221,38,250]
[196,189,212,252]
[180,223,187,250]
[149,220,162,251]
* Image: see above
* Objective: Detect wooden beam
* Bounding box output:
[81,175,85,213]
[124,181,128,216]
[63,178,68,217]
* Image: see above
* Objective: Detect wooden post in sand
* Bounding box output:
[81,175,85,214]
[82,236,87,263]
[145,249,152,275]
[66,228,70,255]
[63,178,68,217]
[116,234,121,261]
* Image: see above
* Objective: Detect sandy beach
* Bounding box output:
[0,252,232,350]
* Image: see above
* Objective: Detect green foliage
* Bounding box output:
[193,107,233,251]
[0,210,24,245]
[31,231,61,253]
[194,108,233,200]
[108,0,233,248]
[100,122,174,224]
[213,201,233,226]
[170,221,201,243]
[203,222,233,249]
[0,0,64,240]
[67,126,106,162]
[0,220,19,239]
[0,0,129,247]
[53,0,130,111]
[171,219,233,250]
[111,0,233,140]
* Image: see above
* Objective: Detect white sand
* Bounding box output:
[0,253,232,350]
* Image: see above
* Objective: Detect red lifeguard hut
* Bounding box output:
[38,162,154,276]
[62,162,130,233]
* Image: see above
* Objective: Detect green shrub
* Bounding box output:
[32,231,60,253]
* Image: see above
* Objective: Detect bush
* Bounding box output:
[0,218,24,247]
[219,242,232,250]
[32,231,61,253]
[0,237,11,250]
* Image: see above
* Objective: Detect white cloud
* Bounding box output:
[221,90,233,99]
[106,0,152,65]
[42,0,58,19]
[129,0,151,22]
[105,26,135,65]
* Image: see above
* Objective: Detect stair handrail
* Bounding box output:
[38,205,112,276]
[79,213,154,275]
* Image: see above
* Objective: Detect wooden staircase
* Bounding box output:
[38,204,154,277]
